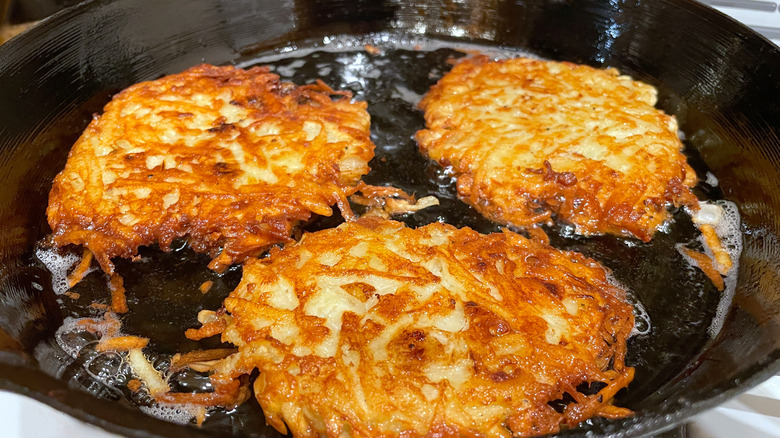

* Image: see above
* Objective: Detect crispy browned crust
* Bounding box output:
[47,64,374,273]
[416,56,698,241]
[211,218,634,437]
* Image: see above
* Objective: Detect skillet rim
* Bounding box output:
[1,0,779,437]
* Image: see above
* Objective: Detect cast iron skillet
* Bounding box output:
[1,0,779,437]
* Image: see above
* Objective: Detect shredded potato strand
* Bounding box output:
[67,247,93,288]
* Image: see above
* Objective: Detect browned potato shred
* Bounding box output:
[170,348,237,372]
[699,224,733,274]
[67,248,93,288]
[95,335,149,352]
[199,280,214,294]
[680,247,726,291]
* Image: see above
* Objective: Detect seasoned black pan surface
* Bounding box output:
[0,1,779,438]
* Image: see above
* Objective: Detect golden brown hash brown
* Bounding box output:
[416,56,699,241]
[47,64,374,273]
[207,218,635,437]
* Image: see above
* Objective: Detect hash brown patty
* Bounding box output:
[416,56,698,241]
[47,64,374,273]
[212,218,635,437]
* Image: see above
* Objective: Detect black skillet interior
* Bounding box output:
[1,0,779,437]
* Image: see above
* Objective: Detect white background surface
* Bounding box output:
[1,1,779,437]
